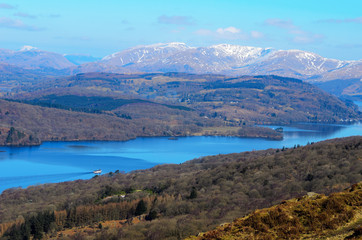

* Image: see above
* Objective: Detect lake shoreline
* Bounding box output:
[4,120,362,147]
[0,125,284,147]
[0,122,360,193]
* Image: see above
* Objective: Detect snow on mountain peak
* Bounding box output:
[102,42,192,61]
[130,42,191,51]
[94,42,361,81]
[209,44,269,56]
[206,44,275,65]
[20,45,38,51]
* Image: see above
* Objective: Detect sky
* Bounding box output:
[0,0,361,60]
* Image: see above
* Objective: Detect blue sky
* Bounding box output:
[0,0,361,60]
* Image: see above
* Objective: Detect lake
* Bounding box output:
[355,101,362,111]
[0,122,361,193]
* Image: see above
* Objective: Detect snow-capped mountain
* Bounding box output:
[0,46,75,70]
[76,43,361,81]
[101,42,191,64]
[231,49,359,80]
[0,43,361,82]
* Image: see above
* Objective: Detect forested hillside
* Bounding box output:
[0,136,360,239]
[11,73,361,124]
[0,98,281,146]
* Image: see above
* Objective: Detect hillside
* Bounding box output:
[315,78,362,101]
[0,99,199,144]
[187,182,362,240]
[0,136,361,239]
[0,98,282,146]
[0,73,359,146]
[10,73,361,124]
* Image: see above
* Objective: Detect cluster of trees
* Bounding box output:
[61,195,174,229]
[0,194,178,239]
[2,211,55,240]
[0,126,40,146]
[7,95,150,114]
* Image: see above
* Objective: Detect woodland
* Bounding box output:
[0,73,360,146]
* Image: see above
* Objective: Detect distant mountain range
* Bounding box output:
[0,43,361,98]
[76,42,361,82]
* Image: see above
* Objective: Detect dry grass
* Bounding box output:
[189,182,362,240]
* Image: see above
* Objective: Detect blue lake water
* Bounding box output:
[355,101,362,111]
[0,122,361,193]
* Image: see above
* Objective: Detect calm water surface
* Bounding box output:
[355,101,362,111]
[0,122,361,193]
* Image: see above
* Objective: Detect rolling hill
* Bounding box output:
[12,73,361,124]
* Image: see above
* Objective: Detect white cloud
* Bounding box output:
[216,26,240,35]
[195,26,264,40]
[251,31,264,39]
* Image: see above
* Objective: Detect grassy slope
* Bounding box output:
[188,182,362,240]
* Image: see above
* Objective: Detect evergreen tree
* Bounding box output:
[135,200,147,216]
[189,187,197,199]
[145,210,158,221]
[29,216,43,240]
[20,222,31,240]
